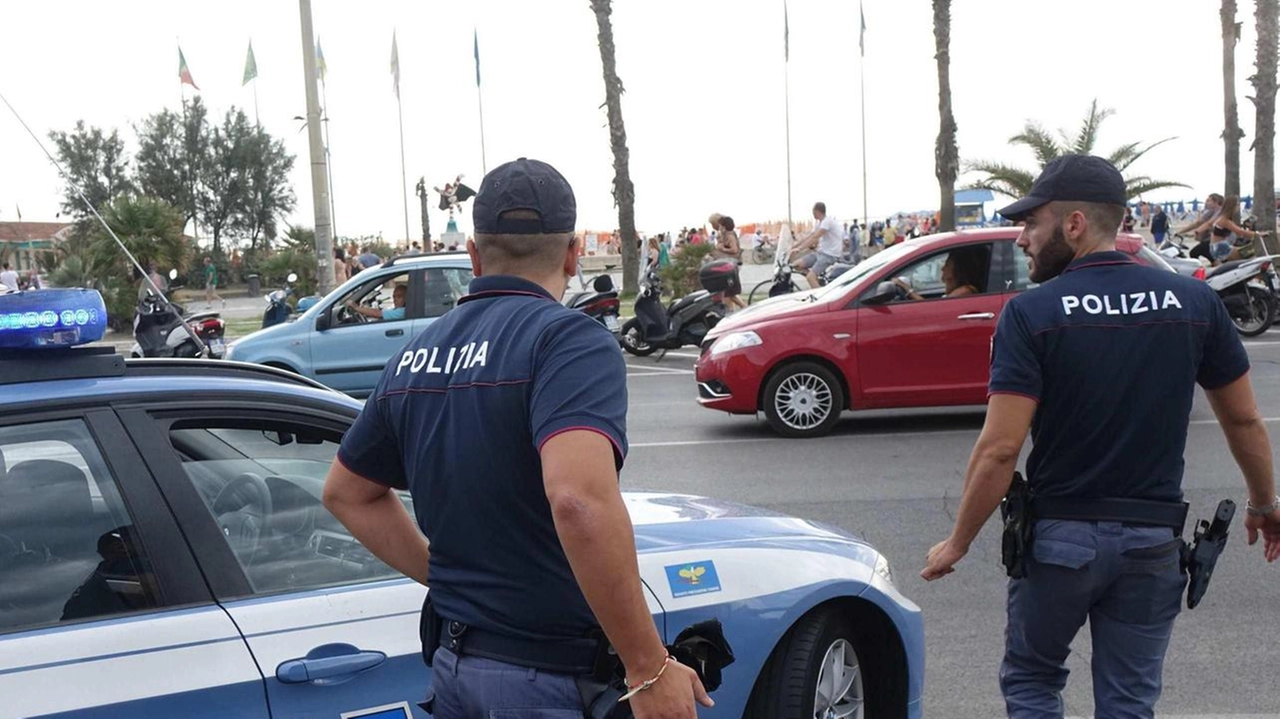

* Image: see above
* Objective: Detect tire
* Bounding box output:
[749,276,804,305]
[745,608,867,719]
[762,361,844,438]
[1230,286,1275,337]
[752,245,774,264]
[620,318,658,357]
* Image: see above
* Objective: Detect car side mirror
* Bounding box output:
[862,281,898,306]
[315,312,331,331]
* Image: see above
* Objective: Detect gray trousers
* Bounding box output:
[1000,519,1186,719]
[427,646,585,719]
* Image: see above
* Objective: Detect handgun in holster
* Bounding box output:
[1000,472,1034,579]
[1182,499,1235,609]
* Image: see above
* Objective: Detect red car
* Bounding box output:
[694,229,1172,438]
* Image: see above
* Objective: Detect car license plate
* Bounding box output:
[604,315,620,331]
[209,339,225,356]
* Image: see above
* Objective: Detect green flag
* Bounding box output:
[178,46,199,90]
[317,39,328,82]
[242,41,258,86]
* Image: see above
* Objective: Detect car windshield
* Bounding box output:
[810,241,920,300]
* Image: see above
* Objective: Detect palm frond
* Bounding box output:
[1123,178,1189,200]
[1111,137,1178,173]
[1071,99,1115,154]
[962,160,1037,199]
[1009,123,1062,167]
[1106,142,1143,171]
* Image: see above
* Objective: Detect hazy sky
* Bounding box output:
[0,0,1273,243]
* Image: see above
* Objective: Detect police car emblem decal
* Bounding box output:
[664,560,722,598]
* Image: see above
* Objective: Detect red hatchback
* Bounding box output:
[694,229,1170,437]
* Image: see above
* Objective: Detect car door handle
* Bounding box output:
[276,645,387,684]
[385,328,405,337]
[957,312,995,320]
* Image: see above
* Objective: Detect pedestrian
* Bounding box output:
[321,157,711,719]
[333,247,350,284]
[921,155,1280,718]
[358,245,382,269]
[712,215,747,312]
[138,263,167,301]
[202,256,224,309]
[788,202,843,288]
[0,262,19,292]
[1121,206,1136,232]
[1150,204,1169,246]
[25,267,42,290]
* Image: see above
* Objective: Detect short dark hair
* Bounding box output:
[719,216,735,231]
[475,209,574,274]
[1053,201,1126,237]
[813,202,826,214]
[1209,193,1225,205]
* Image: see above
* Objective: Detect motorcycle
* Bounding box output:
[262,272,300,328]
[1203,255,1278,337]
[131,271,225,358]
[564,267,622,337]
[620,262,729,357]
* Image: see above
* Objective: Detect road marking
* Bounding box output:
[1190,417,1280,425]
[627,370,694,377]
[1068,716,1279,719]
[1243,341,1280,347]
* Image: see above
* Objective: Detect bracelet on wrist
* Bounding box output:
[619,655,675,703]
[1246,495,1280,517]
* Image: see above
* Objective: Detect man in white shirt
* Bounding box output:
[0,263,21,292]
[790,202,842,288]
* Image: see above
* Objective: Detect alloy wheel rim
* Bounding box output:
[775,372,833,430]
[813,638,864,719]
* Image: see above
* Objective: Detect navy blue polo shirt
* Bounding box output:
[337,275,628,641]
[989,251,1249,502]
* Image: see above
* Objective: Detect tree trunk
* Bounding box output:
[1253,0,1280,254]
[933,0,958,232]
[1224,0,1245,198]
[590,0,639,295]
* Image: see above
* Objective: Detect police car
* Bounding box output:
[0,289,924,719]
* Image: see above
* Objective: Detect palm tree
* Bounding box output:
[589,0,639,295]
[965,100,1186,201]
[1252,0,1279,254]
[1223,0,1245,198]
[933,0,958,231]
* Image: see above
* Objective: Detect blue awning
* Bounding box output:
[955,189,994,204]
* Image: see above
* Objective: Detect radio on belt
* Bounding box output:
[0,288,108,350]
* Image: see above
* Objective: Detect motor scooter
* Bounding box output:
[262,273,299,328]
[131,271,225,358]
[620,262,729,357]
[563,267,622,337]
[1203,255,1279,336]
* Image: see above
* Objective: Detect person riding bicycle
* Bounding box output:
[1180,195,1269,265]
[789,202,842,288]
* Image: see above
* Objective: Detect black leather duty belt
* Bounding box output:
[1031,497,1189,532]
[437,619,606,675]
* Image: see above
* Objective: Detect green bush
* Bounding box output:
[659,243,715,297]
[258,248,317,298]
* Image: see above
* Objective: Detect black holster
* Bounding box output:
[1182,499,1235,609]
[1000,471,1034,579]
[419,595,441,667]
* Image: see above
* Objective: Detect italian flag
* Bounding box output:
[179,47,200,90]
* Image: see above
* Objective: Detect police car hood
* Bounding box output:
[623,491,869,553]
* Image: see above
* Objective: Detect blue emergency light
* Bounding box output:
[0,289,108,349]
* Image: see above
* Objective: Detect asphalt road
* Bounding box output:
[617,331,1280,719]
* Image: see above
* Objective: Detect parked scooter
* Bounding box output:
[1203,255,1278,337]
[564,267,622,337]
[620,262,730,357]
[131,270,226,358]
[262,272,300,328]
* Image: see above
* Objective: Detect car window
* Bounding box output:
[1013,246,1037,290]
[166,420,412,596]
[422,267,474,318]
[0,419,162,633]
[1135,245,1176,273]
[883,244,994,303]
[335,272,410,325]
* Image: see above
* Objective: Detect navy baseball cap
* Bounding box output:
[998,154,1127,222]
[473,158,577,234]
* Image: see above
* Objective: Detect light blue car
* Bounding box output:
[225,254,475,397]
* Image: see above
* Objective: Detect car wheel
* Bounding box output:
[1231,286,1275,337]
[746,609,867,719]
[620,319,657,357]
[763,362,843,438]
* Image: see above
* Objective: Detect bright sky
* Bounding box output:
[0,0,1272,243]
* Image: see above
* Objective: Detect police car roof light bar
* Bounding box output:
[0,89,209,357]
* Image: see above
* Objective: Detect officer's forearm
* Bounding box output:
[550,487,667,679]
[323,471,430,585]
[951,448,1018,551]
[1222,418,1276,506]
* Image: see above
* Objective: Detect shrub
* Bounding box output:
[659,243,715,297]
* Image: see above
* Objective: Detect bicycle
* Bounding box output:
[751,238,776,265]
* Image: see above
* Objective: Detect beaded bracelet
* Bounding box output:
[619,655,676,703]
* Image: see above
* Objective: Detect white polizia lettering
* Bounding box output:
[1059,291,1184,317]
[396,340,492,376]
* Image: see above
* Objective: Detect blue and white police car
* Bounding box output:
[0,289,924,719]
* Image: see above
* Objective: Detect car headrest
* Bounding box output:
[0,459,94,531]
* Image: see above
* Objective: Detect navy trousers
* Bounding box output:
[1001,519,1187,719]
[426,646,585,719]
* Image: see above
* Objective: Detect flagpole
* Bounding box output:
[474,29,487,175]
[320,76,337,240]
[859,2,868,229]
[783,1,793,229]
[397,90,410,248]
[253,79,260,127]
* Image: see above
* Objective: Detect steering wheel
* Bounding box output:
[212,472,274,564]
[336,303,368,325]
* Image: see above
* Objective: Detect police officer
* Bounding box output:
[322,158,711,719]
[919,155,1280,718]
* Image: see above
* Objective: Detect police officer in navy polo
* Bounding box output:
[322,158,711,719]
[920,154,1280,718]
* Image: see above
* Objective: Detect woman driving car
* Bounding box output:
[893,248,984,301]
